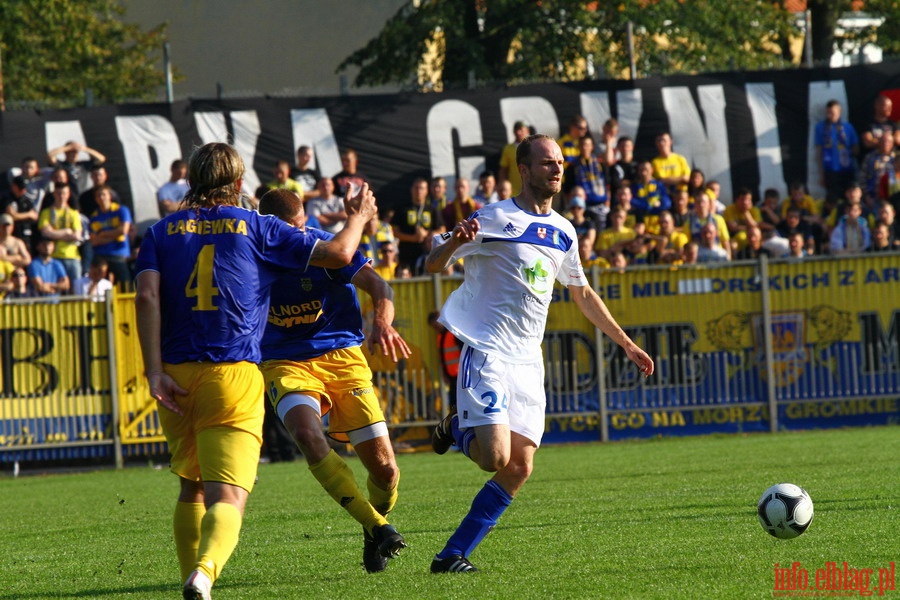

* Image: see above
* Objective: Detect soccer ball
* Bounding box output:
[757,483,814,539]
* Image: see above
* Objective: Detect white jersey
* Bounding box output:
[433,198,587,363]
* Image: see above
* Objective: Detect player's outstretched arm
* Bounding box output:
[352,263,411,362]
[424,218,480,273]
[310,183,378,269]
[568,284,654,377]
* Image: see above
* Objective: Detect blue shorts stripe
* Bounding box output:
[460,345,474,388]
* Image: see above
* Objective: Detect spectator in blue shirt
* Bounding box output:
[27,237,69,297]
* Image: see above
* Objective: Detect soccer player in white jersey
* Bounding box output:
[424,134,655,573]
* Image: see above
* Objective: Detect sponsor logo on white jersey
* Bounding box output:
[522,258,550,294]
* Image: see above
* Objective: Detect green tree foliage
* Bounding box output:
[0,0,169,108]
[835,0,899,58]
[607,0,796,75]
[338,1,630,89]
[338,0,797,89]
[337,0,896,90]
[870,0,900,55]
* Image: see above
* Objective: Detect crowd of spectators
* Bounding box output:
[1,142,137,301]
[557,95,900,270]
[4,95,899,300]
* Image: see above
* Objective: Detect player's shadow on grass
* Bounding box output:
[534,464,740,484]
[812,494,900,510]
[0,582,175,599]
[586,500,746,514]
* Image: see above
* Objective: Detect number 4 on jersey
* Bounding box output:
[185,244,219,311]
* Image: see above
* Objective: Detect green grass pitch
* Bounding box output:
[0,426,896,599]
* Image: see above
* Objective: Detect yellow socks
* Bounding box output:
[194,502,242,583]
[367,473,399,517]
[309,449,387,534]
[173,501,205,582]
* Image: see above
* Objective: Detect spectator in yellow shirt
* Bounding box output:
[651,132,691,195]
[595,207,636,261]
[648,210,690,264]
[723,187,762,252]
[498,121,530,196]
[267,160,305,197]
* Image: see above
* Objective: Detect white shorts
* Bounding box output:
[456,344,546,447]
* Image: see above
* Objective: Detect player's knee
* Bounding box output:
[203,482,250,513]
[502,458,533,486]
[370,461,399,489]
[477,449,511,473]
[506,462,534,483]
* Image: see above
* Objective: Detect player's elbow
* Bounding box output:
[134,286,157,311]
[134,293,151,314]
[357,271,393,301]
[312,240,355,269]
[370,280,393,302]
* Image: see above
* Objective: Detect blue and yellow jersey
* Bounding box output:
[557,134,580,164]
[683,213,730,247]
[261,227,369,362]
[134,205,319,364]
[631,180,671,215]
[359,221,394,261]
[90,202,132,258]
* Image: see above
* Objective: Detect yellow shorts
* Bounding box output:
[260,346,385,443]
[159,361,264,492]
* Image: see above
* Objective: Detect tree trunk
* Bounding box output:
[806,0,853,64]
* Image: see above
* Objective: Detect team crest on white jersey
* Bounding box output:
[537,227,547,239]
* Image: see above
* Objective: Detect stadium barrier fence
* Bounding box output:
[1,253,898,466]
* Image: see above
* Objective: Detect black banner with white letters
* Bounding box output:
[3,62,900,230]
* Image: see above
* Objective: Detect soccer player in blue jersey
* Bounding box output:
[425,135,655,573]
[134,143,377,600]
[257,188,411,572]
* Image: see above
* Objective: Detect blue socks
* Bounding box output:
[437,480,513,560]
[459,429,476,457]
[451,415,476,458]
